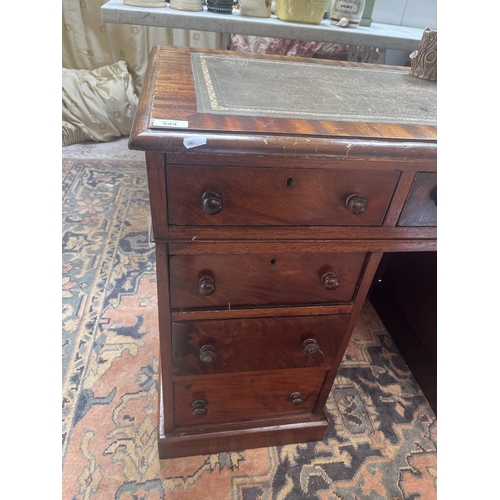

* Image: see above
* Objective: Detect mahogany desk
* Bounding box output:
[129,45,437,459]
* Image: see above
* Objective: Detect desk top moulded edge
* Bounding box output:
[129,46,437,162]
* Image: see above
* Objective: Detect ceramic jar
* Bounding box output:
[206,0,234,13]
[275,0,330,24]
[123,0,166,6]
[409,28,437,81]
[239,0,272,18]
[169,0,203,10]
[330,0,366,28]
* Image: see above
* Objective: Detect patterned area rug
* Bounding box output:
[62,159,437,500]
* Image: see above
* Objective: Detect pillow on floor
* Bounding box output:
[62,61,138,146]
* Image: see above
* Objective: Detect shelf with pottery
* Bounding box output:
[101,0,427,52]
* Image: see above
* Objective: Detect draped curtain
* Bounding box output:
[61,1,384,145]
[62,0,222,144]
[62,0,222,95]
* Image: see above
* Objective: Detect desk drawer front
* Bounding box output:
[397,172,437,227]
[172,314,349,376]
[167,165,400,226]
[173,368,327,427]
[170,252,367,309]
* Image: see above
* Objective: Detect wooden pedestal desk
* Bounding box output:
[129,45,437,459]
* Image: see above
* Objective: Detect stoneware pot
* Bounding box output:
[169,0,203,10]
[275,0,329,24]
[239,0,272,18]
[409,28,437,81]
[206,0,234,13]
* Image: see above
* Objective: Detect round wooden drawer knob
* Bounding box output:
[303,338,320,355]
[198,275,216,296]
[202,189,223,215]
[321,271,340,290]
[346,193,368,215]
[191,399,208,417]
[199,344,216,363]
[290,392,303,406]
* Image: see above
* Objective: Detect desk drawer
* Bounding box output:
[172,314,349,376]
[173,368,327,427]
[170,252,367,309]
[397,172,437,227]
[167,165,399,226]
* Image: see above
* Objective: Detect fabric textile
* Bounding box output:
[62,61,138,146]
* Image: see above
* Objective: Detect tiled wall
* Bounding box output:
[372,0,437,66]
[372,0,437,29]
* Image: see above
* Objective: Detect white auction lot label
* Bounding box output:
[152,119,189,128]
[183,136,207,149]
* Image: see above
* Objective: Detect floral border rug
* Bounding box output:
[62,159,437,500]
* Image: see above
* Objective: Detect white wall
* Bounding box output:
[372,0,437,66]
[372,0,437,28]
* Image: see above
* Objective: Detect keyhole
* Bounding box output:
[286,178,294,189]
[270,259,277,267]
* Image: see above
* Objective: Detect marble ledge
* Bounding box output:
[101,0,427,51]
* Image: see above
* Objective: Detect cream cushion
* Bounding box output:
[62,61,138,146]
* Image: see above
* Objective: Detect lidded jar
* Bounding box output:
[330,0,366,28]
